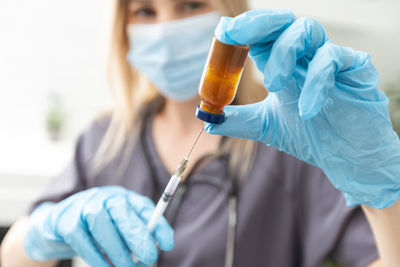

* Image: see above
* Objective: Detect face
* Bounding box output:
[127,0,216,24]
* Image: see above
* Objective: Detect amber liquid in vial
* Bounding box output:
[198,37,249,115]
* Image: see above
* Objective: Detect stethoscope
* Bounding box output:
[139,108,238,267]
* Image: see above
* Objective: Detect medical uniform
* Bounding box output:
[29,111,379,267]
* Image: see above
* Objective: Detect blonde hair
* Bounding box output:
[92,0,267,177]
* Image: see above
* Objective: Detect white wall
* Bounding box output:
[0,0,111,143]
[249,0,400,85]
[0,0,112,225]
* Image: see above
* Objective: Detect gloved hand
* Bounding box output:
[24,186,174,266]
[206,9,400,208]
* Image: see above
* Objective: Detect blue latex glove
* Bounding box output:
[207,9,400,208]
[24,186,174,266]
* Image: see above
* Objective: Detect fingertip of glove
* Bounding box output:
[298,87,325,120]
[205,122,227,136]
[153,217,174,251]
[156,227,175,251]
[298,101,321,120]
[299,110,315,120]
[214,17,238,45]
[23,237,39,260]
[204,123,215,133]
[158,234,174,252]
[298,100,317,120]
[139,241,159,265]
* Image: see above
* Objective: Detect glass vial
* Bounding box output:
[196,37,249,124]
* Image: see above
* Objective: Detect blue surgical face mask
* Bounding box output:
[127,12,221,101]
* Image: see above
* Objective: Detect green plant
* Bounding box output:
[45,103,65,141]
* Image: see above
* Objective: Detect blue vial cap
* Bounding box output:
[195,105,226,124]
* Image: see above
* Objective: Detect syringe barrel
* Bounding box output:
[147,174,180,232]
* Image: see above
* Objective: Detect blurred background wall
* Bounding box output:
[250,0,400,83]
[0,0,111,227]
[0,0,399,265]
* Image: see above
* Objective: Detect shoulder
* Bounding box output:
[82,113,112,141]
[74,113,112,161]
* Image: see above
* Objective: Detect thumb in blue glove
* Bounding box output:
[24,186,174,267]
[206,10,400,209]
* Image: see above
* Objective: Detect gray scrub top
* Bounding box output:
[30,116,379,267]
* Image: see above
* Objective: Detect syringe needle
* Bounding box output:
[185,124,205,160]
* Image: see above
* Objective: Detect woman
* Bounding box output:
[2,0,399,266]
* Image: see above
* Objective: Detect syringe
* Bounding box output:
[146,124,205,232]
[146,157,188,231]
[132,126,205,265]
